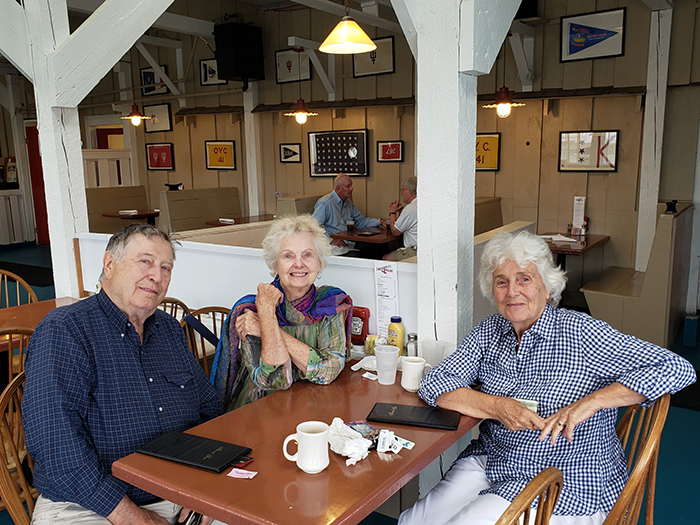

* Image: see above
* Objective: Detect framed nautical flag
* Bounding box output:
[560,9,625,62]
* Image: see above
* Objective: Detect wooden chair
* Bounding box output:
[495,466,563,525]
[602,393,671,525]
[0,270,38,309]
[181,306,230,376]
[0,328,32,386]
[158,297,191,321]
[0,371,36,525]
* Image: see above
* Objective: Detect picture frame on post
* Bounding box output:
[146,143,175,170]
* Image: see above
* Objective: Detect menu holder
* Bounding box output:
[137,431,251,473]
[367,403,461,430]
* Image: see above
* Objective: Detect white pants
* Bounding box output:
[31,495,227,525]
[398,456,607,525]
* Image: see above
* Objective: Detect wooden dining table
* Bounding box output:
[113,363,479,525]
[102,210,160,225]
[330,226,401,245]
[543,233,610,269]
[205,214,276,227]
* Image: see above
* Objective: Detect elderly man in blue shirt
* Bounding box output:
[312,174,386,256]
[24,224,223,525]
[399,230,696,525]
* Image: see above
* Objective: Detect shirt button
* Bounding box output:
[180,385,185,389]
[121,334,124,338]
[159,407,163,412]
[149,378,153,382]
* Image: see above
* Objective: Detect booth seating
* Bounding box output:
[86,186,148,233]
[475,197,503,235]
[176,221,274,249]
[580,202,693,348]
[276,193,325,217]
[159,187,242,232]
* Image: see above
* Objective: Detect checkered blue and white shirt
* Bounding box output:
[419,305,696,516]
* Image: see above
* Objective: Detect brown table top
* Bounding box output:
[102,210,160,220]
[0,297,79,331]
[113,364,478,525]
[206,214,276,227]
[330,227,401,245]
[543,233,610,256]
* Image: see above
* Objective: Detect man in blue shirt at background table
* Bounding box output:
[23,224,223,525]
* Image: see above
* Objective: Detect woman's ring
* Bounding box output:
[557,422,563,427]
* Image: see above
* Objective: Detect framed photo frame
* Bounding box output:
[353,36,395,78]
[146,143,174,170]
[143,103,172,133]
[141,66,169,96]
[205,141,236,170]
[377,141,403,162]
[558,130,619,172]
[560,8,626,62]
[308,130,368,177]
[476,133,501,171]
[280,143,302,163]
[275,49,312,84]
[200,59,227,86]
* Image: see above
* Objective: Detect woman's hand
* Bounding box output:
[539,397,598,445]
[235,310,261,341]
[256,283,283,312]
[492,397,545,432]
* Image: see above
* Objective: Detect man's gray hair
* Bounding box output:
[99,224,178,283]
[333,173,350,189]
[403,176,417,195]
[478,230,567,306]
[262,215,331,276]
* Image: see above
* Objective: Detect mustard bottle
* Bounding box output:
[387,316,405,354]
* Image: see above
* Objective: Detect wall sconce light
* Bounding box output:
[319,0,376,55]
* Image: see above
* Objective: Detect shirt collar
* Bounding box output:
[97,290,159,335]
[332,191,345,207]
[495,303,556,341]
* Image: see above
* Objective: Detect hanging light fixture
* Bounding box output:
[284,48,318,125]
[121,104,151,126]
[319,0,377,55]
[482,46,525,119]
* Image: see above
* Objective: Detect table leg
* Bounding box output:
[557,254,566,270]
[147,216,156,226]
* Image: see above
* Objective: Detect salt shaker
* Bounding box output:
[405,333,418,357]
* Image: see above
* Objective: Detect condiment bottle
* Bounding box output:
[387,316,405,354]
[405,333,418,357]
[351,306,370,346]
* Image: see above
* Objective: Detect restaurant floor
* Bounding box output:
[0,243,697,524]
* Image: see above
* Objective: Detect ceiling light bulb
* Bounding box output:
[130,115,143,126]
[295,112,308,125]
[496,103,512,119]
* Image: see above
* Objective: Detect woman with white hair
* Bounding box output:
[399,230,695,525]
[211,215,352,411]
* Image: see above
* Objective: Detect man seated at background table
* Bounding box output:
[23,224,223,525]
[313,173,386,256]
[383,176,417,261]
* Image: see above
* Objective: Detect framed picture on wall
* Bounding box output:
[353,36,395,77]
[560,8,626,62]
[308,130,368,177]
[476,133,500,171]
[143,103,172,133]
[200,59,227,86]
[205,141,236,170]
[146,143,174,170]
[377,141,403,162]
[280,143,302,163]
[558,130,619,172]
[275,49,312,84]
[141,66,169,96]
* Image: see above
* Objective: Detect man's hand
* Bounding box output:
[235,309,261,341]
[331,238,347,247]
[107,496,170,525]
[388,200,402,214]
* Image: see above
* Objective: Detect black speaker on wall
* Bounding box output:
[214,22,265,82]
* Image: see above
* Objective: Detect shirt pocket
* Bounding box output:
[162,371,200,423]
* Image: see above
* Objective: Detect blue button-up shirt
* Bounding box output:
[419,305,696,516]
[312,190,381,238]
[23,292,221,517]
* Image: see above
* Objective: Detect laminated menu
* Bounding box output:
[367,403,461,431]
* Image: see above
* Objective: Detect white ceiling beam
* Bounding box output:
[53,0,175,107]
[135,41,185,106]
[288,36,336,101]
[0,81,10,112]
[67,0,214,38]
[642,0,674,9]
[0,0,33,81]
[389,0,416,58]
[292,0,402,34]
[508,21,535,92]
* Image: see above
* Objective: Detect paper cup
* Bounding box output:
[374,345,400,385]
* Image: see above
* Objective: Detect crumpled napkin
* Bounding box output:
[328,417,373,466]
[351,355,405,373]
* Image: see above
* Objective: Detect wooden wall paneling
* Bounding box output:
[283,116,306,197]
[170,118,192,189]
[541,22,564,89]
[169,0,188,15]
[190,114,218,188]
[332,109,369,213]
[691,8,700,83]
[260,113,277,214]
[310,10,339,101]
[613,0,650,88]
[544,0,567,20]
[660,86,700,200]
[279,12,300,105]
[530,25,545,93]
[475,106,497,197]
[511,101,543,225]
[667,0,695,86]
[342,55,358,100]
[537,105,567,233]
[392,32,413,99]
[356,75,377,100]
[262,11,282,106]
[366,107,400,219]
[215,115,246,206]
[494,116,516,224]
[303,111,334,197]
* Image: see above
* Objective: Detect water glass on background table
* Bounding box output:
[421,340,447,367]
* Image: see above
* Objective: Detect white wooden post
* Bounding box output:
[244,83,263,216]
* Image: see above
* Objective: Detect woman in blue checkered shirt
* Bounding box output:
[400,230,696,525]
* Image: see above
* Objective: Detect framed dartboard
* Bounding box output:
[308,130,368,177]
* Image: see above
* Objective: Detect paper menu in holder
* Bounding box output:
[374,262,399,339]
[119,210,138,215]
[572,197,586,234]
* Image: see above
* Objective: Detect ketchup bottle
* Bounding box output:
[351,306,370,346]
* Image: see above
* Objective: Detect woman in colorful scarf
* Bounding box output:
[211,214,353,411]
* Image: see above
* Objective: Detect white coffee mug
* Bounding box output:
[283,421,330,474]
[401,356,431,392]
